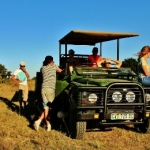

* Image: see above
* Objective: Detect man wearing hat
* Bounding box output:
[88,47,103,67]
[11,61,30,112]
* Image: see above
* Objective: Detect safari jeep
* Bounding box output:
[36,30,150,139]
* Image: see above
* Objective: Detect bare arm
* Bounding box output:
[11,75,22,84]
[107,58,122,68]
[111,59,122,68]
[57,67,63,73]
[98,59,105,67]
[21,67,30,79]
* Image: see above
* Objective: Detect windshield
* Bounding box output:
[75,66,136,79]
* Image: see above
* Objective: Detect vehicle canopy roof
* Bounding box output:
[59,30,139,45]
[59,30,139,63]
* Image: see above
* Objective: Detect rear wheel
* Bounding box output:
[134,119,150,133]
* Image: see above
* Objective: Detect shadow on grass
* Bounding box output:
[0,90,72,136]
[117,124,137,132]
[0,90,38,129]
[86,125,113,133]
[0,96,18,112]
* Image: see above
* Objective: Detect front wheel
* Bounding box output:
[134,119,150,133]
[76,122,86,139]
[71,121,86,139]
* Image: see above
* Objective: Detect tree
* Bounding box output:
[122,57,138,73]
[0,64,12,78]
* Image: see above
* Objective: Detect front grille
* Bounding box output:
[71,83,144,107]
[95,90,104,105]
[107,84,143,103]
[145,89,150,105]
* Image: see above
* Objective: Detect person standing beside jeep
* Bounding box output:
[11,62,30,111]
[137,46,150,86]
[88,47,102,67]
[34,55,63,132]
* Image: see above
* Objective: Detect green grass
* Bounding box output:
[0,80,150,150]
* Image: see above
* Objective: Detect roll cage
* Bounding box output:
[59,30,139,66]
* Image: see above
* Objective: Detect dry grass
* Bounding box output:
[0,80,150,150]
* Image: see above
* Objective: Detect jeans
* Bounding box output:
[138,76,150,86]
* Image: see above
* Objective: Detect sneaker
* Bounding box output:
[33,121,40,131]
[47,124,51,132]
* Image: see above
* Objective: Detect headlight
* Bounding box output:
[145,94,150,102]
[112,91,122,102]
[82,91,87,97]
[88,93,97,103]
[126,91,135,102]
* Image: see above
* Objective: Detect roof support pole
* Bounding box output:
[100,42,102,56]
[65,43,67,57]
[59,42,61,66]
[117,39,119,60]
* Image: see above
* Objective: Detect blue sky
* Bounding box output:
[0,0,150,78]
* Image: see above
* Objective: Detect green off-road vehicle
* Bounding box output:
[36,30,150,139]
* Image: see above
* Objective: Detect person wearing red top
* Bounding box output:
[88,47,102,67]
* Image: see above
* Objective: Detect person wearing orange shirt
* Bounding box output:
[88,47,102,67]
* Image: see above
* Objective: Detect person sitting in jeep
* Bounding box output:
[100,58,122,68]
[88,47,103,67]
[67,49,79,75]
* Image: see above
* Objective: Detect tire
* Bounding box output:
[72,122,86,139]
[134,119,150,134]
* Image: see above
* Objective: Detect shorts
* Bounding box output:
[41,88,55,109]
[18,84,28,102]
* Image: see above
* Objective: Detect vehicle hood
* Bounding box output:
[72,78,134,87]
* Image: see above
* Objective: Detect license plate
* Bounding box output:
[111,113,134,120]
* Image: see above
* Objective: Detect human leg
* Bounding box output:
[18,89,23,114]
[43,108,51,131]
[18,84,28,108]
[18,89,22,106]
[22,85,28,107]
[42,88,55,131]
[33,111,44,131]
[34,107,51,131]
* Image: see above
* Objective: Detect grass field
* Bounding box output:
[0,80,150,150]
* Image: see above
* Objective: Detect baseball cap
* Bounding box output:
[20,61,26,66]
